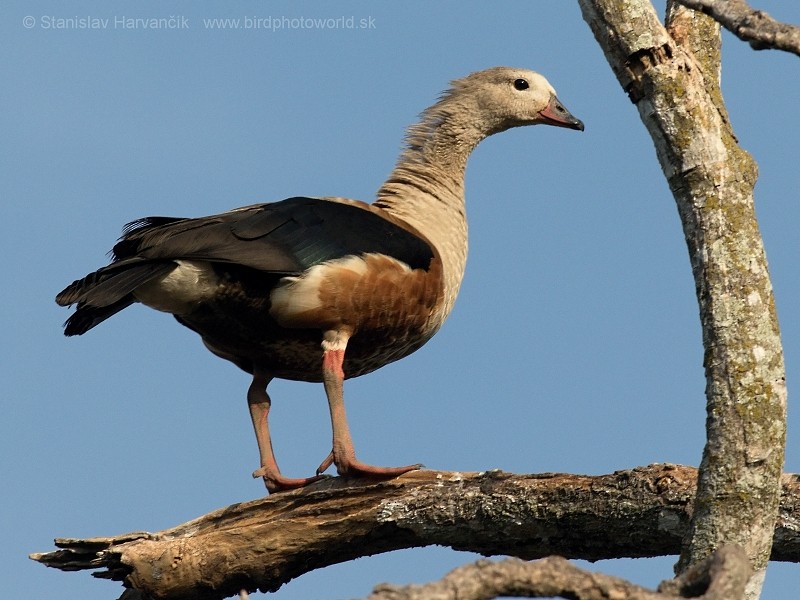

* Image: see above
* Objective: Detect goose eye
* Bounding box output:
[513,78,529,91]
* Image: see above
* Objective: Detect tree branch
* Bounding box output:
[675,0,800,56]
[30,465,800,600]
[365,545,751,600]
[578,2,787,596]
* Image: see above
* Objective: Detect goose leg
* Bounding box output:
[316,334,422,479]
[248,370,324,493]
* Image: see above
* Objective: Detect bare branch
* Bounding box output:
[367,556,668,600]
[365,545,751,600]
[675,0,800,56]
[661,545,752,599]
[30,466,800,600]
[578,1,787,597]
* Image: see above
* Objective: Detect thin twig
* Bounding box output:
[676,0,800,56]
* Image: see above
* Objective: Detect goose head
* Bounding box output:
[449,66,584,135]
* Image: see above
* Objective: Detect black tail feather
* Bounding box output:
[57,261,177,335]
[63,296,136,336]
[57,262,176,307]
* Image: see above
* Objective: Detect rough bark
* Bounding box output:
[31,466,800,600]
[675,0,800,56]
[578,2,787,597]
[366,545,751,600]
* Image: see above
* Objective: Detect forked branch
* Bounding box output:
[31,466,800,600]
[676,0,800,55]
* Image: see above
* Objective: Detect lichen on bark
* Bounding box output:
[579,1,787,597]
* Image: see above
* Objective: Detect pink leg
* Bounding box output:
[248,370,323,493]
[316,344,422,479]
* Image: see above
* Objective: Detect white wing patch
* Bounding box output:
[269,254,409,324]
[133,260,220,314]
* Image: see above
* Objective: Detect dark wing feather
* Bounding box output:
[111,196,434,273]
[112,216,188,259]
[57,196,434,335]
[228,197,434,271]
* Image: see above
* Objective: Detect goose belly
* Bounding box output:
[184,254,445,381]
[201,323,439,382]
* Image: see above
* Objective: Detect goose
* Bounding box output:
[57,67,584,493]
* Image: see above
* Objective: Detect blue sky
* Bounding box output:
[3,1,799,598]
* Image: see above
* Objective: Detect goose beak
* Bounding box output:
[539,94,584,131]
